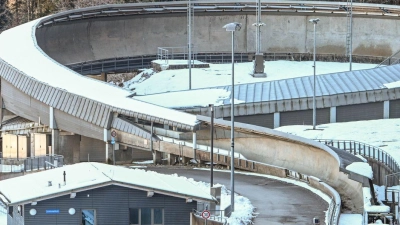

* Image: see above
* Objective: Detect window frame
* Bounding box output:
[81,209,97,225]
[8,206,13,218]
[17,205,23,217]
[129,208,164,225]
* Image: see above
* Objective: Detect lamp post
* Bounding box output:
[223,22,241,212]
[188,0,192,90]
[209,104,214,187]
[309,18,319,130]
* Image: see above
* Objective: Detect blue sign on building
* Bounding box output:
[45,209,60,214]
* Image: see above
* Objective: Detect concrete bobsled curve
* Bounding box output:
[0,1,380,216]
[195,116,363,213]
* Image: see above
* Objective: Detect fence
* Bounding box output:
[315,139,400,174]
[67,52,385,76]
[375,49,400,68]
[157,46,198,63]
[0,155,64,173]
[192,209,227,223]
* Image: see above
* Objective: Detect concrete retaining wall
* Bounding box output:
[37,12,400,65]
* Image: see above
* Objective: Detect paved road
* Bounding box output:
[146,166,328,225]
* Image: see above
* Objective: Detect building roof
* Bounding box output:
[207,65,400,104]
[0,163,215,205]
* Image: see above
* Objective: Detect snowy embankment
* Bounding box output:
[275,119,400,166]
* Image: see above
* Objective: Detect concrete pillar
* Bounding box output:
[30,133,35,157]
[330,107,336,123]
[192,132,197,161]
[167,153,178,165]
[100,72,107,82]
[181,156,191,165]
[273,112,280,128]
[150,122,154,152]
[152,151,161,164]
[51,129,59,156]
[0,97,3,125]
[384,101,390,119]
[104,128,111,163]
[49,107,58,155]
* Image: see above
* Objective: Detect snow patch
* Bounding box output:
[346,162,373,179]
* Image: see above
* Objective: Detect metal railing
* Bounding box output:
[0,155,64,173]
[67,52,384,76]
[157,46,198,62]
[315,139,400,174]
[192,208,228,223]
[375,49,400,68]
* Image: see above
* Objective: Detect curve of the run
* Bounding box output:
[0,0,392,217]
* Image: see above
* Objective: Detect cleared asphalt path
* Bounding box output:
[146,166,328,225]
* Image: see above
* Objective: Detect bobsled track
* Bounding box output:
[3,0,400,224]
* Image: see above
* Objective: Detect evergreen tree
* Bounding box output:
[0,0,12,31]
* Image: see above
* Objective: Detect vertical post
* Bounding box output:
[349,0,353,71]
[113,143,115,165]
[313,22,316,130]
[150,121,154,153]
[230,30,235,212]
[193,132,197,160]
[309,19,319,129]
[188,0,192,90]
[256,0,261,54]
[209,104,214,187]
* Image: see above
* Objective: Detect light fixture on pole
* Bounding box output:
[309,18,319,130]
[209,104,214,187]
[251,0,266,77]
[223,22,241,213]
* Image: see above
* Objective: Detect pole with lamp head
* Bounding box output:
[222,22,241,212]
[309,18,319,130]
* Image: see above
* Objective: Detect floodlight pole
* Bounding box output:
[209,104,214,187]
[349,0,353,71]
[230,29,235,212]
[223,22,241,212]
[309,18,319,130]
[188,0,192,90]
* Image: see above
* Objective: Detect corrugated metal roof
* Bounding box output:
[213,65,400,104]
[111,117,160,141]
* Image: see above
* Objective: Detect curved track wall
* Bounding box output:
[37,10,400,65]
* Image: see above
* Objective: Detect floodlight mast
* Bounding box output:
[252,0,266,77]
[309,18,320,130]
[223,22,241,213]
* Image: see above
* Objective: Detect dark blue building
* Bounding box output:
[0,163,216,225]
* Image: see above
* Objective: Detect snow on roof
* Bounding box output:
[0,163,215,205]
[134,88,240,108]
[0,19,198,128]
[346,162,373,179]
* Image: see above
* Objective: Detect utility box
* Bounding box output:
[17,135,30,158]
[34,133,49,157]
[210,186,222,215]
[252,53,266,77]
[2,134,18,158]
